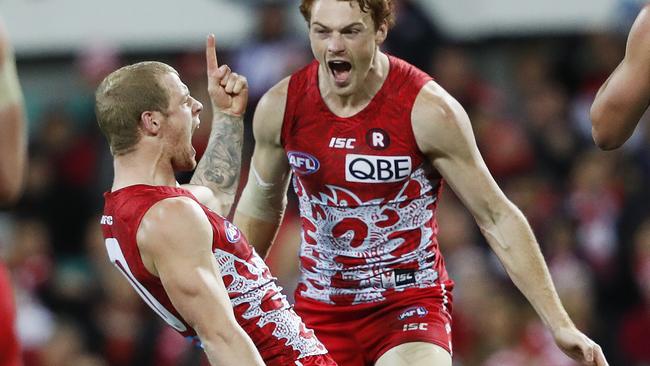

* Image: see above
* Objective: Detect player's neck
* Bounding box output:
[111,143,176,191]
[319,51,389,117]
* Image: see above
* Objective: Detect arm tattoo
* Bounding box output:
[190,111,244,195]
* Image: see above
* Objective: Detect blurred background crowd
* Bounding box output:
[1,0,650,365]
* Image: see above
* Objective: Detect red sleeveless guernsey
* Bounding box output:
[282,55,453,306]
[100,185,330,364]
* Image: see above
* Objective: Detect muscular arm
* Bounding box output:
[0,20,26,205]
[415,82,607,365]
[590,5,650,150]
[185,35,247,215]
[188,111,243,214]
[137,197,264,366]
[233,78,291,257]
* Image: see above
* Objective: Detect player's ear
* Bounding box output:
[141,111,161,136]
[375,22,388,45]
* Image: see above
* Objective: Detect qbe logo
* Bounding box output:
[287,151,320,175]
[345,154,411,183]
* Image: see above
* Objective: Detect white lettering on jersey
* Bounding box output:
[289,155,316,169]
[403,323,429,331]
[287,151,320,175]
[104,238,187,332]
[329,137,356,149]
[100,215,113,225]
[372,132,385,148]
[345,154,412,183]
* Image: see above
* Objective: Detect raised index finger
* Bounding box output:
[206,33,218,75]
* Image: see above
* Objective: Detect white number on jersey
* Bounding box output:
[104,238,188,332]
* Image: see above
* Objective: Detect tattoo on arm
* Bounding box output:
[190,111,244,195]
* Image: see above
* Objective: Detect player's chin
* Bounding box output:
[172,154,197,172]
[186,156,198,171]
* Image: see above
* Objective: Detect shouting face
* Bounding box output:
[159,72,203,171]
[308,0,387,96]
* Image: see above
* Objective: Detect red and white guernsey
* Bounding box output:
[100,185,329,364]
[282,56,454,306]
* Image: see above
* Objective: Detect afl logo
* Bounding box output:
[398,306,429,321]
[224,221,241,243]
[366,128,390,150]
[287,151,320,175]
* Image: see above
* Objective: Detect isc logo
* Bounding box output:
[287,151,320,175]
[396,272,414,284]
[403,323,428,331]
[329,137,356,149]
[345,154,411,183]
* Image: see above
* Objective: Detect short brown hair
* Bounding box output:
[95,61,177,156]
[299,0,395,30]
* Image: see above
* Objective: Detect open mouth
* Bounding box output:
[327,60,352,85]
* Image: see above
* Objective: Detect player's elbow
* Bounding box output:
[472,193,513,228]
[196,318,245,350]
[197,320,263,365]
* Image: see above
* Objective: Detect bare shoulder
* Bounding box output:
[412,81,459,120]
[253,76,291,145]
[261,76,291,102]
[411,80,473,156]
[137,196,212,256]
[180,185,216,208]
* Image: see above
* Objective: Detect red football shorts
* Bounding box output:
[294,284,453,366]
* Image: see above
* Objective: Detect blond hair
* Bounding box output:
[95,61,177,155]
